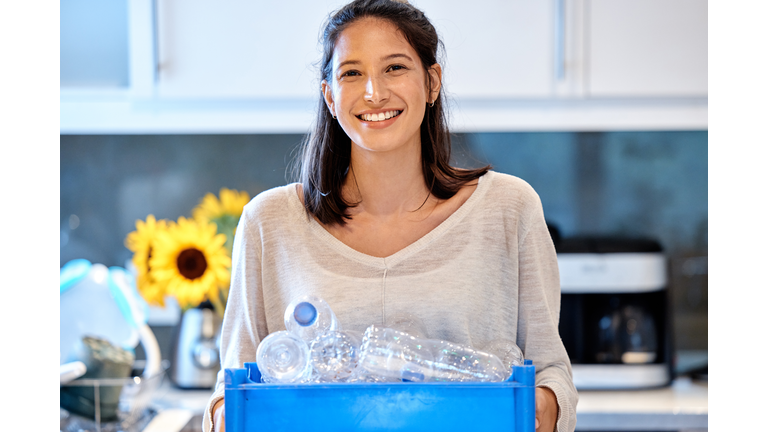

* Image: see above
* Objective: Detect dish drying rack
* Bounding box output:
[60,359,170,432]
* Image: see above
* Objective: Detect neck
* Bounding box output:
[344,143,431,217]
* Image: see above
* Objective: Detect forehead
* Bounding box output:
[332,17,420,67]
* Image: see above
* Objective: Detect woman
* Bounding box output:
[205,1,577,431]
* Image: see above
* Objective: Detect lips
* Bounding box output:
[356,110,402,122]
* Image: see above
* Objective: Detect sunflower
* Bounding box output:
[192,188,250,254]
[149,217,231,313]
[124,215,170,306]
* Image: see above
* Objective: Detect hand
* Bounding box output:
[212,399,225,432]
[535,387,558,432]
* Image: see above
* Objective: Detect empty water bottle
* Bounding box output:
[309,329,363,382]
[384,311,429,339]
[357,325,434,382]
[431,339,509,383]
[256,331,312,383]
[482,339,525,380]
[284,295,340,343]
[358,325,508,383]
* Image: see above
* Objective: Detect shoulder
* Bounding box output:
[482,171,542,208]
[480,172,550,243]
[240,183,302,228]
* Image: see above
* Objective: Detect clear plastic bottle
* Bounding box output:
[357,325,434,382]
[431,339,509,383]
[358,325,508,383]
[309,330,362,382]
[255,330,312,383]
[284,295,340,343]
[384,311,429,339]
[481,339,525,380]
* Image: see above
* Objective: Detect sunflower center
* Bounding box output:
[177,248,208,280]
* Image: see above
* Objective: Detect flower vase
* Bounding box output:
[169,305,223,389]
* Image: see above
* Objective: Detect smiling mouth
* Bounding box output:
[356,110,402,122]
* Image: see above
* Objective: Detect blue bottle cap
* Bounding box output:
[293,302,317,327]
[400,370,425,382]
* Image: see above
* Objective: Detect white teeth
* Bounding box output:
[361,110,401,122]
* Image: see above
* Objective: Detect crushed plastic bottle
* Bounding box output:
[284,295,340,343]
[481,339,525,380]
[256,330,312,383]
[266,296,517,384]
[358,325,508,383]
[309,330,363,382]
[384,311,429,339]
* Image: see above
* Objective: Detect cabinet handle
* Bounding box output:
[554,0,565,81]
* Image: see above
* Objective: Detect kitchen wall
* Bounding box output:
[60,131,707,351]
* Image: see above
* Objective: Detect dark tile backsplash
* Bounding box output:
[60,131,707,350]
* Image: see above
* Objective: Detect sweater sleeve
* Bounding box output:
[202,208,267,432]
[515,188,578,432]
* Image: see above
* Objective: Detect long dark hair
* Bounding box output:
[296,0,490,226]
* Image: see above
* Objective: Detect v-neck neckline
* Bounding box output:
[288,171,494,268]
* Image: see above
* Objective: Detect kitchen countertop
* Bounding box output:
[146,376,708,432]
[575,377,708,431]
[149,381,215,414]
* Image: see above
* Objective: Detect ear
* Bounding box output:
[321,80,335,117]
[427,63,442,103]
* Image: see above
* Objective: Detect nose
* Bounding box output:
[364,75,388,104]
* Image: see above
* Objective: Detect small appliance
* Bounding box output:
[169,306,222,388]
[556,236,673,390]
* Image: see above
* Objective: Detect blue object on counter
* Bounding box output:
[225,361,536,431]
[59,259,151,363]
[60,259,92,293]
[107,266,149,329]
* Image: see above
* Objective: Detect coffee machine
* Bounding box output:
[556,236,673,389]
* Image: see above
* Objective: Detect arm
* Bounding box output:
[211,398,225,432]
[515,190,578,432]
[202,211,267,432]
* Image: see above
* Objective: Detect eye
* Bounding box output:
[387,64,407,72]
[340,70,360,78]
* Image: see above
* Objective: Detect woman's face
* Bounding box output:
[322,17,441,156]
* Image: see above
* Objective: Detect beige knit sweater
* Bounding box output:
[203,171,578,432]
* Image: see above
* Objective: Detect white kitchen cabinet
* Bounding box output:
[414,0,555,99]
[153,0,555,100]
[60,0,708,133]
[60,0,131,88]
[586,0,708,97]
[141,0,709,100]
[154,0,348,99]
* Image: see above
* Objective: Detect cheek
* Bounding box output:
[399,78,429,100]
[330,81,353,105]
[334,104,361,140]
[402,83,429,112]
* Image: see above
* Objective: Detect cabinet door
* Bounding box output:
[587,0,707,97]
[154,0,554,100]
[415,0,555,99]
[155,0,348,99]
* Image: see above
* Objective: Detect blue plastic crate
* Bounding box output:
[225,360,536,431]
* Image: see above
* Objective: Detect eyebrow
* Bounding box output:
[337,53,415,70]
